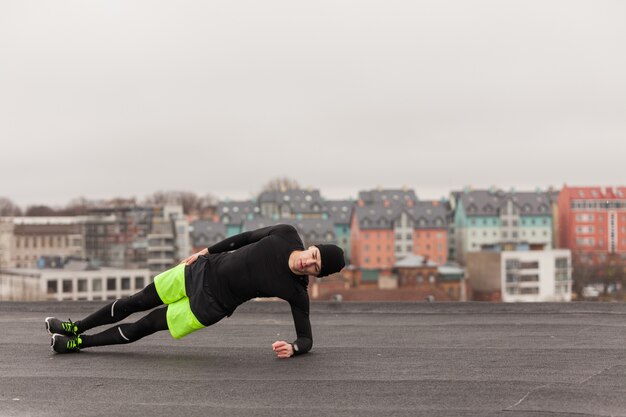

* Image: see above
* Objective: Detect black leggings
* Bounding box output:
[77,283,169,349]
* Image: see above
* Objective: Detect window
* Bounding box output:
[47,280,58,294]
[92,279,102,292]
[77,279,88,292]
[506,259,519,270]
[520,275,539,282]
[135,277,145,289]
[121,277,131,290]
[555,258,568,268]
[62,280,73,293]
[406,244,412,252]
[107,278,116,291]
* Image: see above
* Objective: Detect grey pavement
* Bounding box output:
[0,301,625,417]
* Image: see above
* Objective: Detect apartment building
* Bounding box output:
[350,197,448,282]
[465,248,572,302]
[557,186,626,264]
[450,189,555,264]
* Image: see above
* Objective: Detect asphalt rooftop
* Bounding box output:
[0,301,625,417]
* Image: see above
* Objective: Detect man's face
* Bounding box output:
[294,246,322,276]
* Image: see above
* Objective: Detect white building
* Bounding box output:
[501,250,572,302]
[466,249,572,302]
[0,267,151,301]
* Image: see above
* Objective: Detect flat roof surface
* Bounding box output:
[1,301,624,417]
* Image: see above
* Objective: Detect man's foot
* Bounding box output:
[45,317,78,337]
[51,334,83,354]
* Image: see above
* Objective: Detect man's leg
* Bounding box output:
[75,283,163,334]
[45,282,163,337]
[51,307,168,353]
[80,306,168,348]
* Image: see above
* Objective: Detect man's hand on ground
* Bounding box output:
[272,341,294,359]
[180,248,208,266]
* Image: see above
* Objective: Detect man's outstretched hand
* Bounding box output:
[180,248,208,266]
[272,341,294,359]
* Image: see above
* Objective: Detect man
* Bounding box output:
[45,224,345,358]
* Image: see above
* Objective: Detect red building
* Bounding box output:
[350,195,448,283]
[557,185,626,264]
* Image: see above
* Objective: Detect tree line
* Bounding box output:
[0,176,302,217]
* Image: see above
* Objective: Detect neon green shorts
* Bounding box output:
[154,264,205,339]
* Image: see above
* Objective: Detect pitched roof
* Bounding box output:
[189,220,226,247]
[358,188,418,204]
[258,189,324,212]
[354,201,447,230]
[455,189,553,217]
[218,201,260,225]
[323,200,355,224]
[241,218,337,246]
[563,186,626,200]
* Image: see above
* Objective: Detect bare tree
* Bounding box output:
[571,259,598,298]
[59,197,92,216]
[25,205,58,216]
[0,197,22,216]
[260,177,301,194]
[144,191,218,215]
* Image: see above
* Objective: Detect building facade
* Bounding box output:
[350,196,448,283]
[3,217,84,269]
[557,186,626,264]
[450,189,555,264]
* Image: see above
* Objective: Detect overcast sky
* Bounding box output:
[1,0,625,207]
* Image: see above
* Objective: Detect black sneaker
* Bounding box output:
[51,334,83,354]
[45,317,78,337]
